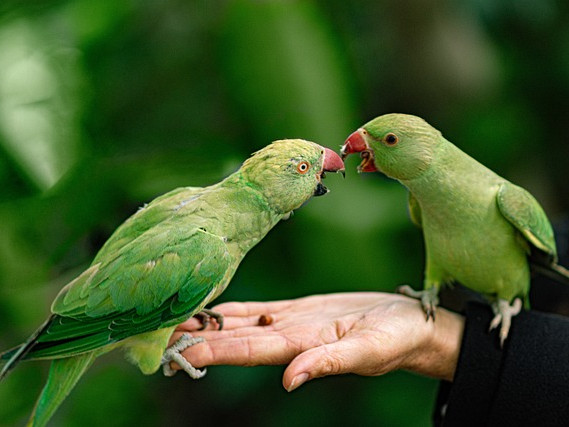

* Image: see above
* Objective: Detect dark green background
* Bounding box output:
[1,1,568,426]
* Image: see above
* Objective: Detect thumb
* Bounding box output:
[282,339,366,392]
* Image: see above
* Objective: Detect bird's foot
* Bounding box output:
[489,298,522,348]
[194,308,224,331]
[396,285,439,321]
[161,333,206,379]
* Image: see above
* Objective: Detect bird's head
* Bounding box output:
[241,139,345,214]
[341,114,442,181]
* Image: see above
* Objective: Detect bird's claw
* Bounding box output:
[161,333,206,379]
[397,284,439,322]
[489,298,522,348]
[194,309,224,331]
[425,304,436,321]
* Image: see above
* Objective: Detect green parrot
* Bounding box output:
[0,139,345,426]
[341,113,569,346]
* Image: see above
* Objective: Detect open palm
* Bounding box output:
[171,292,464,390]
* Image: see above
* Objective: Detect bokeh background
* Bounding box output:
[1,0,568,426]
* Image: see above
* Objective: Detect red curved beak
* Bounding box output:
[340,129,377,173]
[341,128,368,158]
[322,147,345,175]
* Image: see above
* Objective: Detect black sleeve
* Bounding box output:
[434,302,569,426]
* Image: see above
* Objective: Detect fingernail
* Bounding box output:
[287,373,309,392]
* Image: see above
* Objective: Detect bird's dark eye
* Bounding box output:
[297,161,310,174]
[385,133,399,145]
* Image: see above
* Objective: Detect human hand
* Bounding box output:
[170,292,464,391]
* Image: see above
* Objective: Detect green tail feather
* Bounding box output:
[27,352,95,427]
[0,316,55,381]
[0,346,21,363]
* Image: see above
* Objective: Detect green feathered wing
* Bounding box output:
[36,228,230,359]
[497,182,569,285]
[2,186,232,363]
[496,182,557,260]
[92,186,203,259]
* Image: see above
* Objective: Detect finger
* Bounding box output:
[210,300,293,317]
[176,333,302,368]
[174,301,292,333]
[175,317,204,331]
[170,323,284,348]
[282,339,366,392]
[170,323,279,346]
[175,312,279,336]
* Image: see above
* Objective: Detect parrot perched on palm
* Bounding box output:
[0,139,344,427]
[341,113,569,346]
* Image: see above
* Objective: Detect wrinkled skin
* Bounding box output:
[171,292,464,390]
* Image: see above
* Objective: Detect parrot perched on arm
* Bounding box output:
[341,113,569,346]
[0,139,344,427]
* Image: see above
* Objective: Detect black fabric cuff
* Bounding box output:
[434,302,569,426]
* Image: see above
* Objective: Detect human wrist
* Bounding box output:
[403,306,465,381]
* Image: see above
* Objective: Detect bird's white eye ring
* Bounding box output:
[297,161,310,174]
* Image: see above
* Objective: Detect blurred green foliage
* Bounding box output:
[0,0,568,426]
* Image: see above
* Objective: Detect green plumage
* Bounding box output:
[1,139,342,426]
[344,114,569,345]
